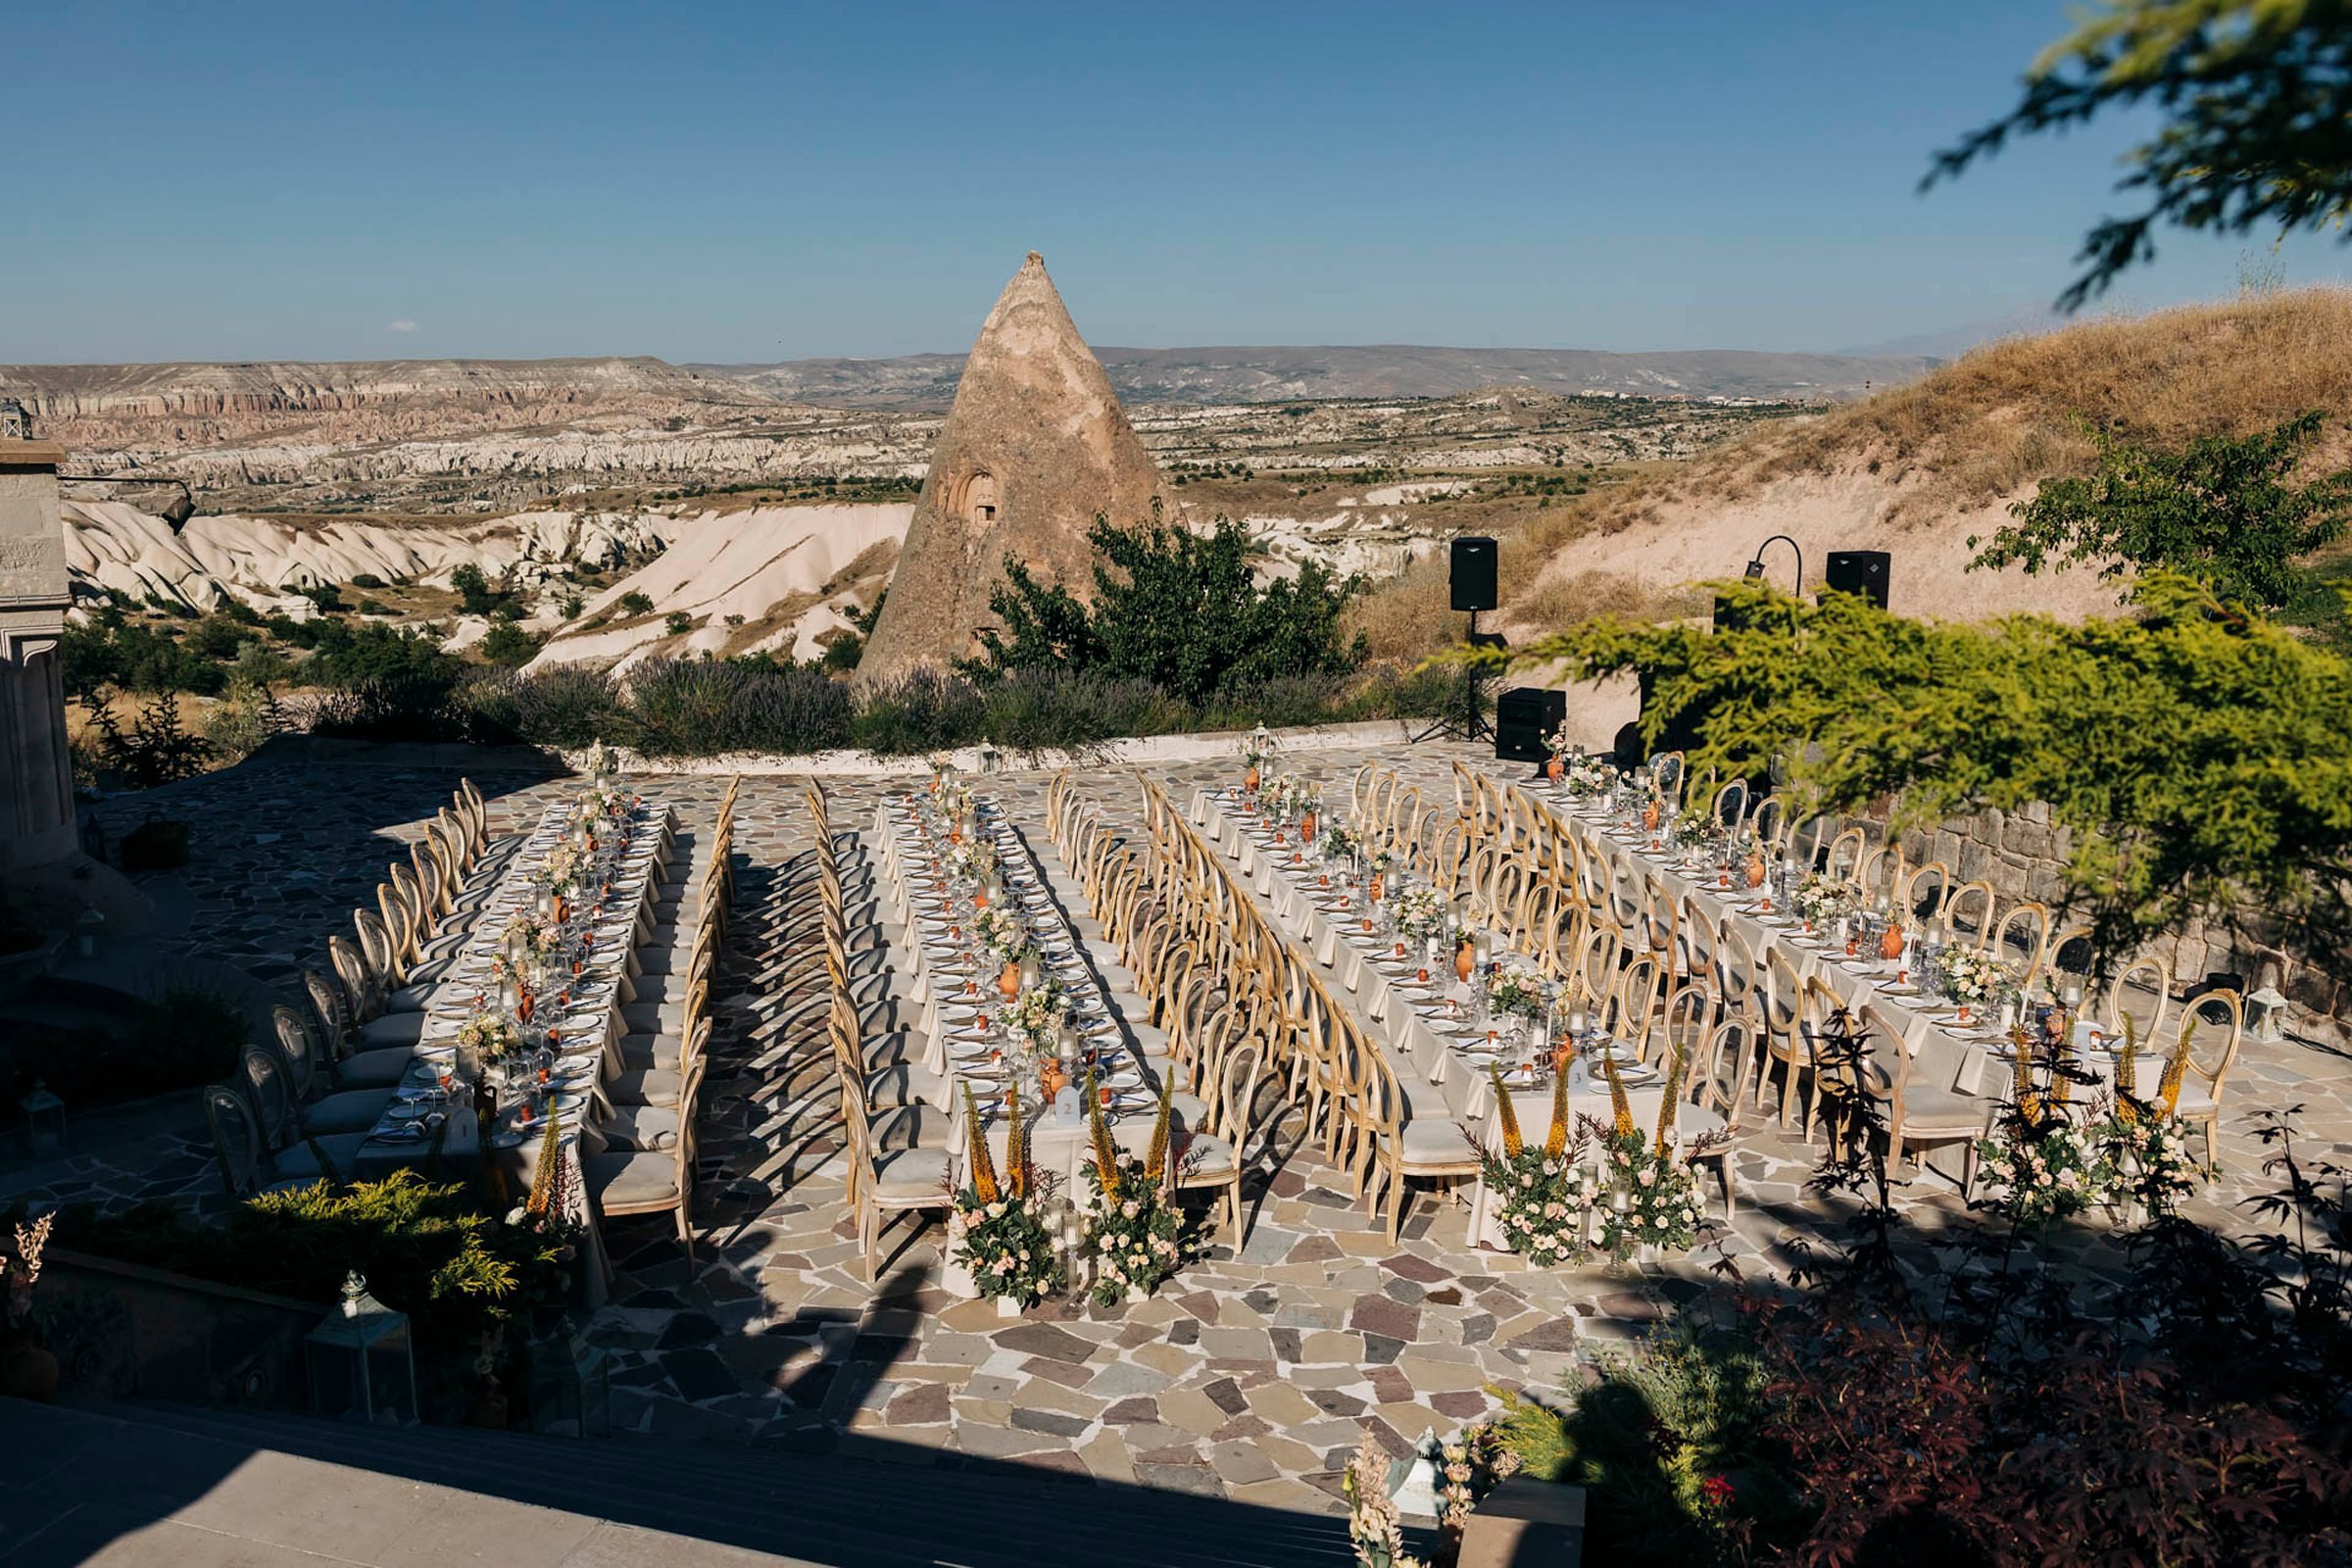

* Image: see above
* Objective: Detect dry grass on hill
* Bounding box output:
[1617,286,2352,529]
[1348,288,2352,654]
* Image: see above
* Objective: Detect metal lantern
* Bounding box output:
[2248,984,2289,1044]
[19,1080,65,1157]
[306,1271,417,1425]
[1017,951,1043,992]
[525,1318,612,1438]
[978,737,1003,776]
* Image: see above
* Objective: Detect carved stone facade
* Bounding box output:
[0,439,77,873]
[857,254,1172,682]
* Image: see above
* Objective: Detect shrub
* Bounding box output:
[977,669,1190,756]
[457,665,624,749]
[350,572,386,589]
[850,668,987,754]
[478,619,542,667]
[559,591,583,620]
[85,691,212,787]
[618,591,655,616]
[300,583,345,613]
[203,675,282,760]
[304,620,462,695]
[624,658,853,757]
[449,563,506,616]
[966,513,1367,704]
[663,611,693,636]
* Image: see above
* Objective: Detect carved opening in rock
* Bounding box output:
[953,470,999,528]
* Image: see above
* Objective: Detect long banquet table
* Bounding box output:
[871,793,1166,1297]
[349,796,673,1299]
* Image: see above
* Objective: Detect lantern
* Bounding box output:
[525,1318,612,1438]
[2248,983,2289,1045]
[19,1080,65,1157]
[306,1271,417,1425]
[1017,951,1043,992]
[979,737,1003,776]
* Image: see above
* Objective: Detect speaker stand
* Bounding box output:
[1408,612,1497,745]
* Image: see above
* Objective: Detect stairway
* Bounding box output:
[0,1399,1361,1568]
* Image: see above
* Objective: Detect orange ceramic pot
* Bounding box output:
[1642,801,1661,833]
[1369,872,1386,902]
[1745,855,1767,890]
[1879,923,1907,961]
[1245,765,1261,794]
[998,962,1021,1000]
[1546,757,1564,782]
[1454,941,1476,984]
[1299,810,1317,845]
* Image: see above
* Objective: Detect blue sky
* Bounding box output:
[7,0,2344,364]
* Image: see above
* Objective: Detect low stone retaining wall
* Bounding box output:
[37,1248,326,1409]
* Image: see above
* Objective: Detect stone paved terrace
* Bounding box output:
[8,737,2351,1515]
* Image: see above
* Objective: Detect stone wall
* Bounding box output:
[1881,803,2343,1043]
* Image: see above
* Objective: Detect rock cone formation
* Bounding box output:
[856,253,1171,681]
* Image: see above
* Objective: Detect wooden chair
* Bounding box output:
[1174,1040,1265,1242]
[1684,1017,1749,1217]
[2173,989,2244,1173]
[844,1089,951,1280]
[587,1056,706,1262]
[1365,1053,1480,1242]
[1855,1003,1985,1192]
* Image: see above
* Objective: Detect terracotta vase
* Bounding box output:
[1878,923,1907,962]
[1454,941,1476,984]
[516,988,535,1025]
[998,962,1021,1001]
[1369,871,1385,902]
[1040,1059,1067,1100]
[1642,800,1661,833]
[1245,765,1261,794]
[1545,757,1565,782]
[552,894,567,924]
[1299,810,1317,846]
[0,1337,58,1403]
[1744,855,1766,890]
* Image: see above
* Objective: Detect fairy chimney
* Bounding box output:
[857,253,1172,682]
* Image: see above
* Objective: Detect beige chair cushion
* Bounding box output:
[1901,1085,1990,1138]
[358,1011,426,1048]
[870,1147,950,1203]
[865,1062,948,1109]
[271,1131,371,1183]
[1177,1132,1237,1181]
[584,1150,679,1207]
[335,1048,416,1090]
[305,1087,396,1136]
[602,1102,679,1152]
[609,1066,681,1108]
[1399,1116,1479,1165]
[619,1031,681,1072]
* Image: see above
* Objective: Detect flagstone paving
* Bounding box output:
[9,739,2351,1514]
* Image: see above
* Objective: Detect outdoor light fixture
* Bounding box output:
[19,1081,65,1158]
[2248,982,2289,1044]
[307,1271,417,1425]
[1744,534,1803,597]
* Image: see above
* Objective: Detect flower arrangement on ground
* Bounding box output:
[504,1117,584,1269]
[1974,1034,2112,1223]
[1793,872,1861,929]
[1938,946,2005,1015]
[2096,1016,2203,1218]
[1487,963,1551,1021]
[5,1211,52,1332]
[971,903,1029,966]
[1598,1051,1701,1261]
[1481,1065,1590,1265]
[1079,1074,1184,1306]
[953,1084,1061,1306]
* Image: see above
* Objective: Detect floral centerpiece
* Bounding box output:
[1793,872,1861,929]
[1321,821,1360,860]
[2100,1016,2202,1218]
[1241,724,1276,791]
[1391,884,1456,947]
[1487,963,1551,1021]
[953,1085,1060,1307]
[1004,978,1064,1050]
[971,904,1029,966]
[1080,1075,1184,1305]
[1561,755,1618,797]
[1597,1052,1701,1261]
[1937,946,2004,1020]
[942,835,995,888]
[502,911,562,965]
[583,738,616,781]
[1481,1065,1589,1265]
[1975,1033,2111,1223]
[458,1010,520,1066]
[542,839,583,898]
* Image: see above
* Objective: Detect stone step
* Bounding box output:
[114,1401,1360,1568]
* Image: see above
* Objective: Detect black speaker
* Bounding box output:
[1494,686,1565,762]
[1823,550,1890,610]
[1450,536,1498,612]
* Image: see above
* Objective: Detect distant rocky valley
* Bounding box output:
[14,353,1819,673]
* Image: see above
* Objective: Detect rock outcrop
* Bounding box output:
[856,254,1172,681]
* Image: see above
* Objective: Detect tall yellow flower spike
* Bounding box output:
[1144,1071,1174,1185]
[962,1083,1000,1205]
[1601,1050,1637,1142]
[1489,1065,1524,1158]
[2158,1008,2196,1115]
[1653,1049,1688,1156]
[1004,1080,1029,1201]
[1544,1059,1571,1159]
[1086,1072,1122,1197]
[2114,1013,2140,1124]
[2008,1029,2039,1124]
[526,1115,564,1215]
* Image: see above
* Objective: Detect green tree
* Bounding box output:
[965,514,1366,706]
[618,591,655,616]
[1969,412,2352,611]
[449,564,501,616]
[1494,575,2352,974]
[1932,0,2352,308]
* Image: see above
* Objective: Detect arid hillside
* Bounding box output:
[1351,289,2352,659]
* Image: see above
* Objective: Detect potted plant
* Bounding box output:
[1,1212,58,1401]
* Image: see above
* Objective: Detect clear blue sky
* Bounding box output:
[6,0,2343,365]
